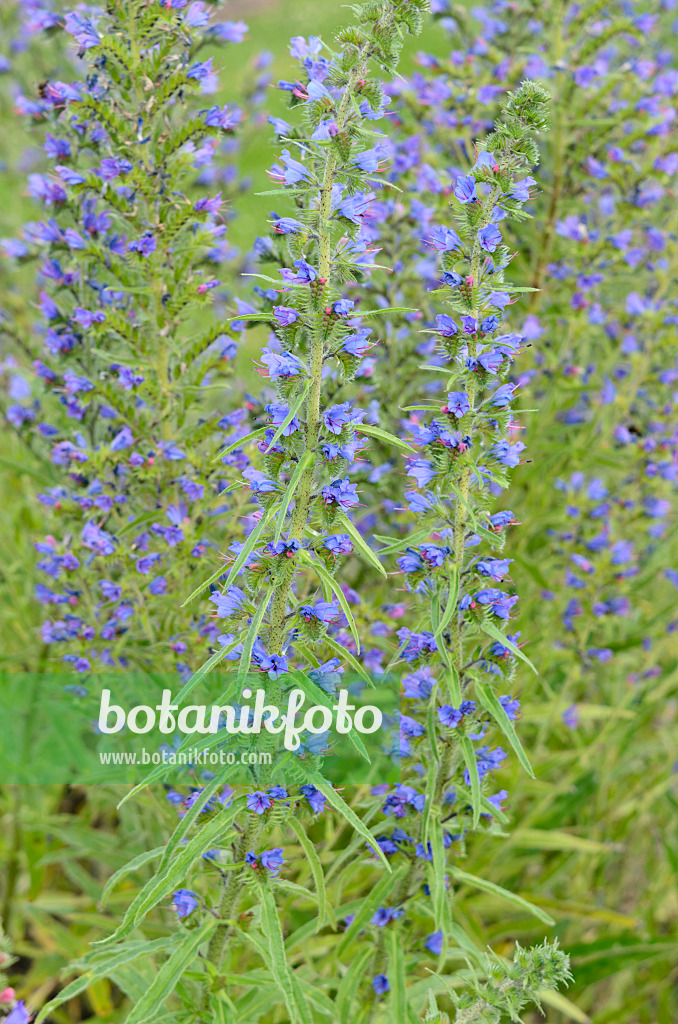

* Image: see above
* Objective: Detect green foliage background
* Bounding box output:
[0,2,676,1023]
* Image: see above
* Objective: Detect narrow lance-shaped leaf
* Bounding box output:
[259,885,314,1024]
[388,926,409,1024]
[339,515,387,578]
[459,734,481,829]
[212,427,265,463]
[449,866,556,926]
[305,555,361,653]
[288,816,335,931]
[434,564,459,640]
[34,938,179,1024]
[274,450,315,545]
[479,616,538,674]
[475,680,534,778]
[309,773,393,873]
[264,379,311,453]
[99,847,164,908]
[357,423,416,453]
[123,920,218,1024]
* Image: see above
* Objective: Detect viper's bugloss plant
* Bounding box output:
[22,4,576,1023]
[343,3,678,1016]
[7,0,677,1021]
[2,0,251,677]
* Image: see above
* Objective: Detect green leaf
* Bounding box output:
[274,451,315,544]
[288,669,370,763]
[433,566,459,640]
[180,561,228,609]
[336,948,372,1024]
[212,428,264,463]
[183,503,275,608]
[306,556,361,653]
[459,735,481,828]
[323,635,374,688]
[99,847,164,908]
[288,817,335,931]
[435,636,462,704]
[537,990,590,1023]
[159,774,228,873]
[116,653,241,808]
[309,774,392,873]
[259,886,314,1024]
[225,312,274,322]
[263,379,311,453]
[388,927,408,1023]
[124,920,217,1024]
[479,617,538,674]
[475,681,534,778]
[340,516,387,578]
[35,938,178,1023]
[450,866,556,925]
[95,802,244,946]
[510,828,612,854]
[293,642,320,669]
[356,423,415,453]
[429,818,448,933]
[337,867,405,956]
[374,529,432,555]
[358,307,417,317]
[236,591,272,684]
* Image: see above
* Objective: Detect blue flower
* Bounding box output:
[438,705,462,728]
[210,586,246,618]
[300,784,326,814]
[446,391,470,417]
[260,348,305,379]
[321,477,359,510]
[64,12,101,49]
[478,224,502,252]
[277,149,313,185]
[172,889,198,918]
[371,906,404,927]
[260,847,285,876]
[5,1003,29,1024]
[127,233,157,257]
[453,175,478,203]
[372,974,390,995]
[352,143,387,172]
[426,224,463,252]
[435,313,459,336]
[499,695,520,720]
[271,214,304,234]
[425,929,444,955]
[247,791,272,814]
[323,401,364,434]
[279,259,317,284]
[265,403,301,436]
[273,305,300,326]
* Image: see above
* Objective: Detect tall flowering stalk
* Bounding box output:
[349,82,574,1020]
[26,7,575,1023]
[341,5,678,1015]
[186,0,432,1002]
[2,0,248,677]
